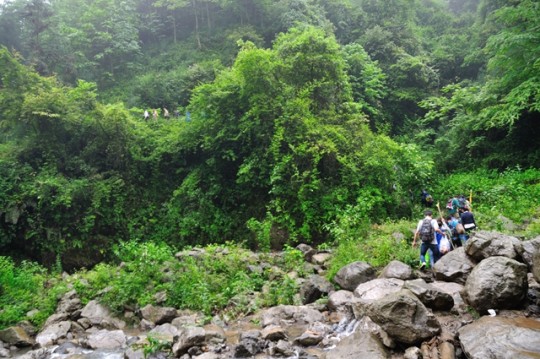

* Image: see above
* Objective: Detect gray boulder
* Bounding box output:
[261,325,287,341]
[171,326,206,357]
[80,300,125,329]
[296,243,317,262]
[326,329,389,359]
[367,290,441,345]
[86,329,126,350]
[234,330,263,358]
[522,236,540,269]
[140,304,177,325]
[260,305,324,328]
[433,247,475,284]
[533,251,540,283]
[459,316,540,359]
[327,290,359,311]
[379,260,413,280]
[464,256,528,312]
[56,290,82,317]
[35,321,71,347]
[465,230,522,261]
[299,275,334,304]
[334,261,376,291]
[354,278,404,301]
[0,326,34,347]
[404,279,454,311]
[430,281,467,314]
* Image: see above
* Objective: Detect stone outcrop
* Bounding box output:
[464,256,528,312]
[140,304,178,325]
[521,236,540,269]
[326,329,389,359]
[299,275,334,304]
[3,229,539,359]
[464,230,523,261]
[354,278,404,301]
[404,279,454,311]
[459,316,540,359]
[379,260,414,280]
[433,247,475,284]
[366,290,441,345]
[333,261,376,291]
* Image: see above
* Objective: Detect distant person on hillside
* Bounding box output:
[421,189,434,207]
[153,109,158,120]
[174,109,180,118]
[144,110,149,121]
[163,108,170,119]
[412,210,444,270]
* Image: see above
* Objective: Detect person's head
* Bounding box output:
[463,206,469,212]
[424,210,433,217]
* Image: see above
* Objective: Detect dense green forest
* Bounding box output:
[1,0,539,271]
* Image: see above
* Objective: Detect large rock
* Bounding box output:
[326,329,389,359]
[430,281,467,314]
[522,236,540,269]
[171,326,206,357]
[367,290,441,345]
[465,231,522,262]
[433,247,475,284]
[533,251,540,283]
[299,275,334,304]
[333,261,376,291]
[140,304,177,325]
[260,305,324,328]
[80,300,125,329]
[234,330,263,358]
[464,256,528,312]
[379,260,413,280]
[35,321,71,347]
[86,329,126,350]
[404,279,454,311]
[354,278,404,301]
[327,290,359,311]
[0,326,34,347]
[458,316,540,359]
[56,290,82,316]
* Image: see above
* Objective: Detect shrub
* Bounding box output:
[0,257,67,329]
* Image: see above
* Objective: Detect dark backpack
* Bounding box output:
[419,218,434,243]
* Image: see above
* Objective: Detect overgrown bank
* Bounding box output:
[1,165,539,331]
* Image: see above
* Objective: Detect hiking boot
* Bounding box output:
[419,262,426,271]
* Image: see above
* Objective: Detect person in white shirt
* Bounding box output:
[412,210,444,270]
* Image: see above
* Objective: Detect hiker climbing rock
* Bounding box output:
[412,210,444,270]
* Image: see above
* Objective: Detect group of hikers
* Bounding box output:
[143,108,184,120]
[413,191,477,269]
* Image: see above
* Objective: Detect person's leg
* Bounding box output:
[420,242,428,265]
[430,243,441,263]
[459,234,468,246]
[428,248,434,267]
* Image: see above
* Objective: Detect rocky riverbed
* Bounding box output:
[1,230,540,359]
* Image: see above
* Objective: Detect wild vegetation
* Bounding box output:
[0,0,539,330]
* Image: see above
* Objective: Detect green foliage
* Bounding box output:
[73,241,302,318]
[432,168,540,236]
[0,256,68,329]
[326,219,418,280]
